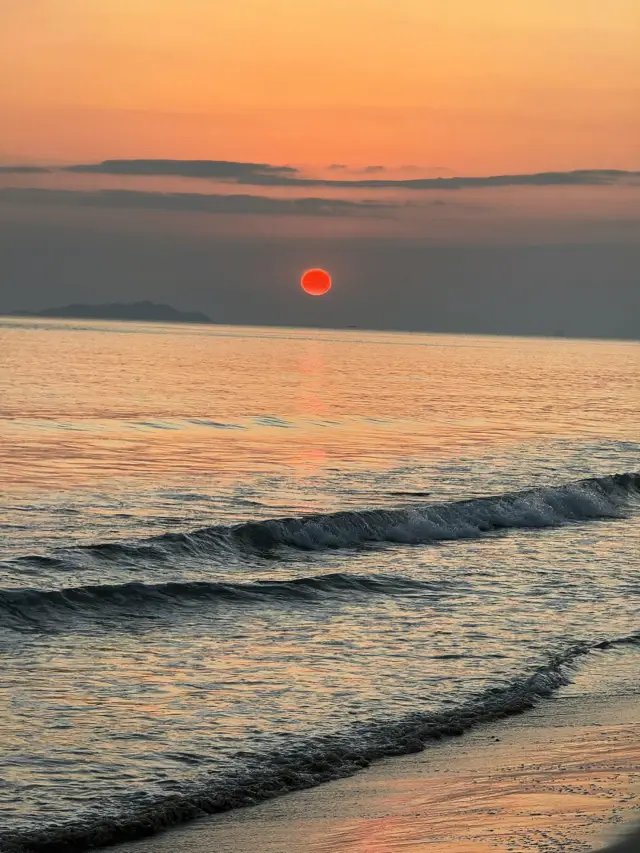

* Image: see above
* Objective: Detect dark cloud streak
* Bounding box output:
[0,165,52,174]
[51,161,640,189]
[0,187,393,217]
[64,159,297,179]
[239,168,640,190]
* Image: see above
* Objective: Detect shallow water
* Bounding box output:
[0,318,638,851]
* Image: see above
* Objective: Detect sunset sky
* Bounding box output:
[1,0,639,336]
[3,0,639,169]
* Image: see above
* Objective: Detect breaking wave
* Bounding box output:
[0,573,439,633]
[3,630,639,853]
[11,472,640,567]
[4,473,637,635]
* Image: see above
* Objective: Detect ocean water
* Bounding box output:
[0,317,638,852]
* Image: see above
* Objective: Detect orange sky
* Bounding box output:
[2,0,639,172]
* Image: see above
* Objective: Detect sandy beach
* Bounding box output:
[115,689,639,853]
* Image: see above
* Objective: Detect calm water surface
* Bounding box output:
[0,318,638,851]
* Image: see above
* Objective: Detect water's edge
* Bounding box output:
[3,632,639,853]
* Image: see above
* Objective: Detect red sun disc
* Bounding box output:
[301,268,332,296]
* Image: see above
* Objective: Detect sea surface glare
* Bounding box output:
[0,317,638,852]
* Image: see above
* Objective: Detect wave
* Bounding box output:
[0,573,439,633]
[3,630,639,853]
[10,473,640,572]
[4,472,638,634]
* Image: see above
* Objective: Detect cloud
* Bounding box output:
[50,161,640,190]
[0,165,52,174]
[63,159,298,180]
[238,168,640,190]
[8,159,639,191]
[0,187,393,217]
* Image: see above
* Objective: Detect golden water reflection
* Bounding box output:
[1,319,638,494]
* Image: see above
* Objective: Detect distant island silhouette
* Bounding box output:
[11,301,213,325]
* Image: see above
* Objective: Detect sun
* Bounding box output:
[301,268,332,296]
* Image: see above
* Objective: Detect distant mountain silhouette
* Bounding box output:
[12,301,212,324]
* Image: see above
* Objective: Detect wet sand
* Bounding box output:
[599,826,640,852]
[116,692,639,853]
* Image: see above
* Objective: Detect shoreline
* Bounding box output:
[115,689,639,853]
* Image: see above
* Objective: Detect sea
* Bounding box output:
[1,316,638,852]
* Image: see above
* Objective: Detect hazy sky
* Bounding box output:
[1,0,639,337]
